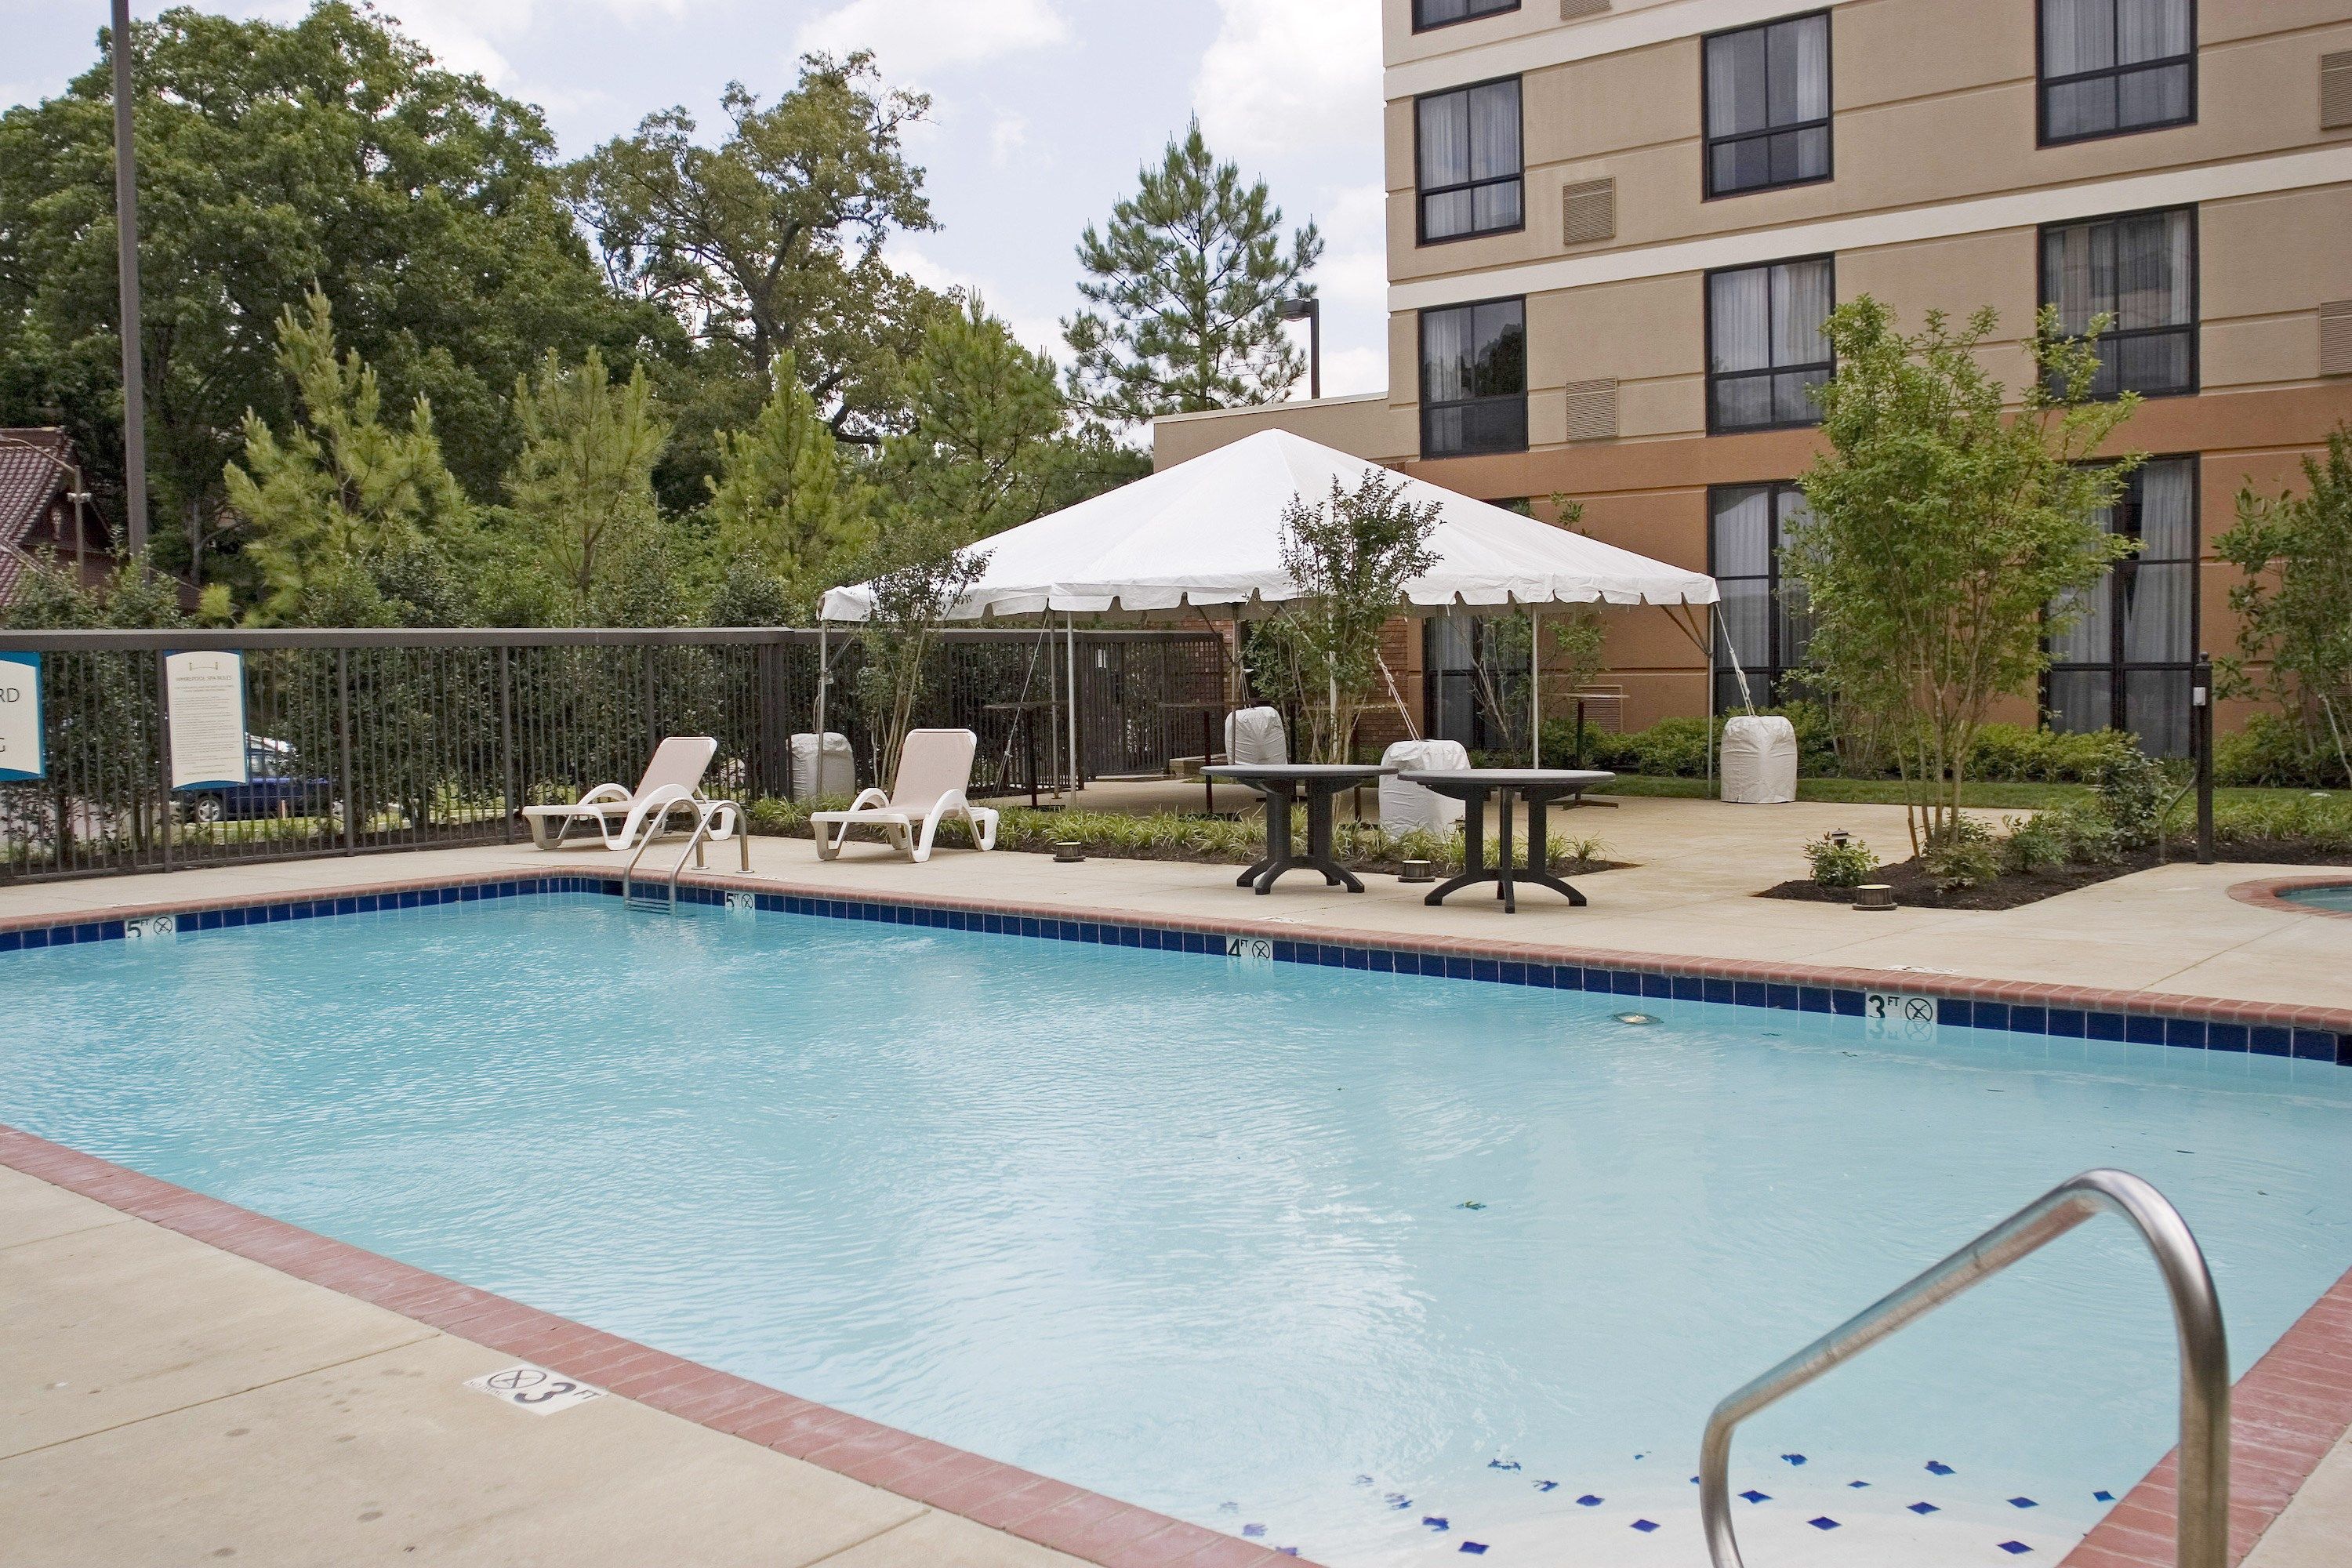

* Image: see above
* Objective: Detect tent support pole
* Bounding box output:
[1706,608,1716,797]
[1529,608,1542,768]
[1065,613,1080,797]
[815,621,829,769]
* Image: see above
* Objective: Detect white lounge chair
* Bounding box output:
[522,735,717,851]
[811,728,998,863]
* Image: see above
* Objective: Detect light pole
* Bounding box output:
[1278,296,1321,401]
[0,434,97,578]
[111,0,150,557]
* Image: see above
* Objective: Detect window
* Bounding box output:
[1710,483,1815,712]
[2039,0,2195,144]
[2041,207,2197,399]
[1418,78,1523,242]
[1414,0,1518,30]
[1424,613,1526,751]
[1421,299,1527,458]
[2046,456,2198,756]
[1703,12,1831,198]
[1706,256,1833,433]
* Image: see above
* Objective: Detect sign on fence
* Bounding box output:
[0,652,41,782]
[164,651,249,792]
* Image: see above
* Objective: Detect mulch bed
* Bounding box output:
[1765,844,2352,911]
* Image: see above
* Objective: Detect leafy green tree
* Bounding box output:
[883,296,1072,546]
[1063,120,1323,422]
[706,355,873,615]
[0,2,655,557]
[851,520,991,784]
[568,56,938,445]
[1250,472,1441,763]
[223,292,473,626]
[1788,299,2140,853]
[504,347,671,622]
[2213,424,2352,786]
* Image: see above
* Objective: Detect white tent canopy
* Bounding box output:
[818,428,1717,622]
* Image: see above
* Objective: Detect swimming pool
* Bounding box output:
[2280,883,2352,914]
[5,890,2348,1567]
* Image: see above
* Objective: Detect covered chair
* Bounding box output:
[521,735,717,851]
[811,728,1000,863]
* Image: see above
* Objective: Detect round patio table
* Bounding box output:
[1397,768,1617,913]
[1203,764,1396,895]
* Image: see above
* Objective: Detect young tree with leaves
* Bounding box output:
[223,292,473,626]
[1788,299,2141,853]
[2213,424,2352,786]
[1250,473,1441,763]
[851,521,991,785]
[567,55,938,445]
[505,347,670,622]
[1063,120,1322,422]
[706,354,873,615]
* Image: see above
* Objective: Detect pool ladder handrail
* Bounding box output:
[1698,1168,2228,1568]
[622,797,749,913]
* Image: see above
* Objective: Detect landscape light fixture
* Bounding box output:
[1277,296,1322,401]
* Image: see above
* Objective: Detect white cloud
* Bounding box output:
[795,0,1069,78]
[1316,182,1388,311]
[989,113,1030,168]
[1316,344,1385,398]
[1192,0,1381,159]
[891,241,1068,363]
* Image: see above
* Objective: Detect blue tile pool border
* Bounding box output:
[6,868,2347,1069]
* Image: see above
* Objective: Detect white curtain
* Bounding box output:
[1772,260,1833,367]
[1710,268,1772,372]
[2118,0,2190,64]
[1418,93,1468,187]
[2043,0,2113,74]
[1706,27,1767,135]
[1421,307,1470,404]
[1773,15,1831,123]
[2115,209,2193,329]
[1469,82,1520,181]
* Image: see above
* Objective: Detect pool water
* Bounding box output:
[2281,883,2352,913]
[5,896,2348,1567]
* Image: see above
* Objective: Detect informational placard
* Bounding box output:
[164,651,249,792]
[0,651,41,782]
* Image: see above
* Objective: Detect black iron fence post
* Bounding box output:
[497,645,515,844]
[2194,651,2215,866]
[337,648,357,855]
[154,650,173,872]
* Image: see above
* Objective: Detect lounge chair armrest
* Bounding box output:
[846,787,891,813]
[577,782,632,807]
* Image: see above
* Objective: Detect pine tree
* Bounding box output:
[887,295,1070,546]
[1062,120,1321,422]
[223,292,472,625]
[705,355,873,615]
[506,347,670,622]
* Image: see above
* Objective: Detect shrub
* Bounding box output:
[2093,750,2169,848]
[2000,811,2073,873]
[2213,713,2332,789]
[1922,816,2002,891]
[2212,790,2352,854]
[1966,723,2137,782]
[1804,833,1880,887]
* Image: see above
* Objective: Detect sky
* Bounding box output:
[2,0,1391,398]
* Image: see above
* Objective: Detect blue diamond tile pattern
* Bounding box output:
[1632,1519,1660,1533]
[1422,1517,1449,1531]
[2009,1497,2038,1509]
[1908,1502,1940,1515]
[1739,1490,1770,1504]
[1808,1516,1840,1530]
[1926,1461,1956,1475]
[1534,1480,1558,1493]
[2093,1490,2115,1503]
[1460,1544,1488,1556]
[1577,1494,1604,1507]
[1243,1524,1266,1538]
[1998,1542,2032,1555]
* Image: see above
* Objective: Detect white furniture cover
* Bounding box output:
[1377,739,1470,834]
[819,430,1718,620]
[1720,715,1799,804]
[1224,706,1289,767]
[789,731,855,803]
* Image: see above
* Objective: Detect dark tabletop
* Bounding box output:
[1203,764,1397,780]
[1397,768,1617,788]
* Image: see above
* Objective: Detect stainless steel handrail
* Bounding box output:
[1699,1169,2228,1568]
[622,797,748,913]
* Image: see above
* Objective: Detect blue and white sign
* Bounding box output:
[164,651,250,793]
[0,651,41,782]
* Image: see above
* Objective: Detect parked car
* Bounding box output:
[180,736,336,826]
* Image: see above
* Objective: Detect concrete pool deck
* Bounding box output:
[5,798,2350,1566]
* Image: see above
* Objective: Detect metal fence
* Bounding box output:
[0,627,1229,883]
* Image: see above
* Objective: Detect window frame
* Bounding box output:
[1706,481,1814,714]
[1417,295,1530,460]
[2036,204,2201,401]
[2042,454,2201,753]
[1700,9,1836,201]
[1412,0,1520,34]
[2035,0,2198,148]
[1703,253,1838,436]
[1414,74,1528,246]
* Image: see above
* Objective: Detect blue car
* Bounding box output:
[181,736,336,826]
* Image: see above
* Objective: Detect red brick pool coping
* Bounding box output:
[0,1123,1305,1568]
[2229,875,2352,921]
[10,859,2352,1566]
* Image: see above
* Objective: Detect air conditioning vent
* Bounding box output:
[1562,179,1617,246]
[1561,0,1613,18]
[2322,301,2352,377]
[1563,379,1619,441]
[2325,52,2352,130]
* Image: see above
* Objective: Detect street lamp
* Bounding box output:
[0,434,98,578]
[1277,296,1321,401]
